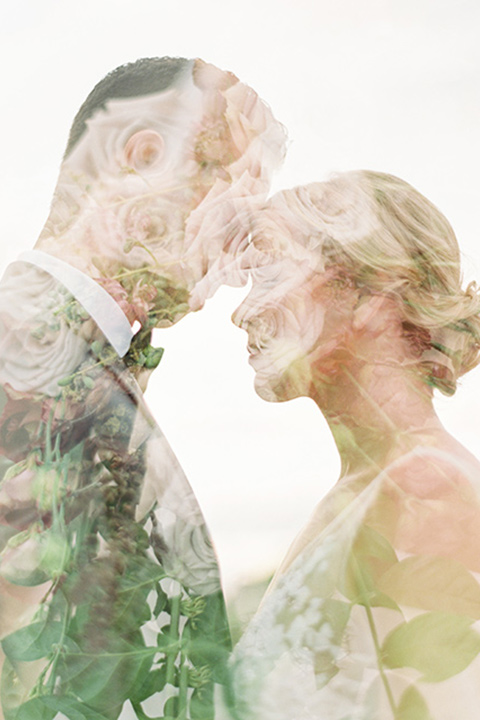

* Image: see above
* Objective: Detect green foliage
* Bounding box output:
[382,611,480,682]
[2,620,70,662]
[0,272,235,718]
[394,686,434,720]
[0,385,230,720]
[57,639,155,712]
[378,555,480,618]
[5,696,111,720]
[340,524,400,610]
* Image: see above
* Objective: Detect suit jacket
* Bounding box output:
[0,255,230,720]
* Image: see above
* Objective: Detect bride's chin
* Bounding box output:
[254,372,300,403]
[254,382,281,403]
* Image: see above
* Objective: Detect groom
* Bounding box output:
[36,56,286,349]
[0,57,285,719]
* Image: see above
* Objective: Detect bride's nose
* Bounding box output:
[231,302,248,329]
[232,292,258,329]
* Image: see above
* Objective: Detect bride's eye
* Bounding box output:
[251,263,284,287]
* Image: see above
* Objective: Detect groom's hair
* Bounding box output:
[64,57,191,158]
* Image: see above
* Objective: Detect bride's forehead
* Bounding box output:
[246,242,324,285]
[252,203,304,249]
[251,205,325,272]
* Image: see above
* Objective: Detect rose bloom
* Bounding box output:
[152,518,221,596]
[40,61,286,317]
[0,263,91,397]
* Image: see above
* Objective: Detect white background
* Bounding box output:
[1,0,479,597]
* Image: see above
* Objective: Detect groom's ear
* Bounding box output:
[352,293,390,333]
[124,129,165,170]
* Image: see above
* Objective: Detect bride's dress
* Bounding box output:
[231,447,480,719]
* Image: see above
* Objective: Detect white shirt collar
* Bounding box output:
[18,250,134,357]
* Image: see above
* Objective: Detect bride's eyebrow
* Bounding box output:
[249,259,285,283]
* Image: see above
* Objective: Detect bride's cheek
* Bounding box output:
[285,296,325,356]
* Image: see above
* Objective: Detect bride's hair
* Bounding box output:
[276,171,480,395]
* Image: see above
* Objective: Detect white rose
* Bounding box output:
[0,263,90,396]
[152,517,221,596]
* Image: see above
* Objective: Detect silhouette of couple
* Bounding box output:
[1,57,480,720]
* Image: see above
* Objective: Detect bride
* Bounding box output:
[229,171,480,719]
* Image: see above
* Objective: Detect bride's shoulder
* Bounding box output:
[380,437,480,500]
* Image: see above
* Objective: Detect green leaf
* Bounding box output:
[190,686,214,720]
[0,567,49,588]
[57,375,75,387]
[1,658,31,719]
[153,585,167,617]
[394,686,434,720]
[58,640,155,713]
[3,459,28,483]
[382,612,480,681]
[378,555,480,618]
[131,666,167,703]
[36,696,112,720]
[156,628,180,653]
[340,524,399,610]
[321,597,351,634]
[5,696,113,720]
[163,697,178,718]
[185,591,231,682]
[144,347,164,370]
[113,558,165,633]
[2,621,66,662]
[118,556,165,593]
[5,697,56,720]
[39,532,71,579]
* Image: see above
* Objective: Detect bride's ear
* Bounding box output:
[124,129,165,170]
[352,293,390,332]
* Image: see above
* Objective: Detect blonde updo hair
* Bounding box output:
[277,170,480,395]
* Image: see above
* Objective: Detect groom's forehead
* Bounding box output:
[88,59,237,130]
[91,83,205,130]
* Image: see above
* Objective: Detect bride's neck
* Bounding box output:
[312,340,444,481]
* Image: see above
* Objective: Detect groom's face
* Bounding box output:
[63,61,280,315]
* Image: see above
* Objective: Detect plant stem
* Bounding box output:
[165,593,181,687]
[177,651,188,720]
[351,553,397,716]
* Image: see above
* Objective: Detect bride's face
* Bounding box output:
[232,205,359,402]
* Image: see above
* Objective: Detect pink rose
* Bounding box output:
[186,173,267,309]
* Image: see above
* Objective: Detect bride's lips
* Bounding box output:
[247,344,270,370]
[246,334,268,359]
